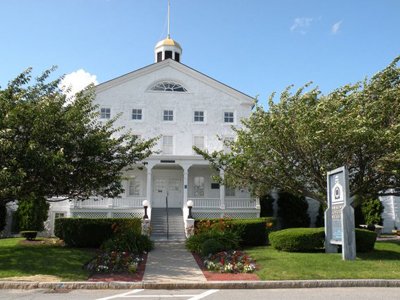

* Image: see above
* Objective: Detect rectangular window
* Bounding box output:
[224,111,234,123]
[194,111,204,122]
[211,183,220,189]
[163,110,174,121]
[175,52,180,62]
[225,186,236,197]
[128,178,141,196]
[223,136,234,152]
[100,108,111,119]
[162,136,173,154]
[132,109,142,120]
[193,176,205,197]
[54,212,65,219]
[193,136,205,151]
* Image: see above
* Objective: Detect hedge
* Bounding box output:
[269,227,377,252]
[269,228,325,252]
[194,217,276,246]
[355,228,377,252]
[54,218,142,248]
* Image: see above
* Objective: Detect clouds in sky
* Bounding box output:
[331,20,343,34]
[290,17,313,34]
[60,69,98,99]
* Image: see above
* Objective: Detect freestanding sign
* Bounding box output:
[325,166,356,260]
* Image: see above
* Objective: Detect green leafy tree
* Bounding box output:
[196,56,400,204]
[0,68,157,207]
[361,197,384,225]
[17,193,49,231]
[277,192,310,228]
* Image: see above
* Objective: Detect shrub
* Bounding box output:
[186,230,240,255]
[277,192,310,228]
[17,194,49,231]
[260,194,274,217]
[54,218,142,248]
[201,239,225,256]
[355,228,377,252]
[195,217,276,247]
[270,227,377,253]
[101,232,153,254]
[0,203,6,232]
[20,230,38,240]
[269,228,325,252]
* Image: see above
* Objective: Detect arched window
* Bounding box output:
[150,81,187,92]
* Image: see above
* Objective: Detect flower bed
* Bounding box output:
[85,251,144,274]
[203,250,256,273]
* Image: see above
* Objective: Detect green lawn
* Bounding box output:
[247,240,400,280]
[0,238,95,281]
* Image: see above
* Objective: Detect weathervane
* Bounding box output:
[167,0,171,38]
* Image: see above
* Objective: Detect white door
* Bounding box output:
[152,176,183,208]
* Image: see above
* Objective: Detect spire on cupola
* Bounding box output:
[154,0,182,63]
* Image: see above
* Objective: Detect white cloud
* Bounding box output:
[60,69,98,100]
[290,17,313,34]
[331,20,343,34]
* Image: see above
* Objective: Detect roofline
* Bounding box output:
[95,59,255,106]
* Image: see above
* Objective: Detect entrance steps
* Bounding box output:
[150,208,186,241]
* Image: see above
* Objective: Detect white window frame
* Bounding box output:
[132,108,143,121]
[100,107,111,119]
[223,136,235,152]
[193,176,205,197]
[223,111,235,123]
[163,109,174,122]
[193,110,205,123]
[162,135,174,155]
[128,177,141,196]
[193,135,205,154]
[225,186,236,197]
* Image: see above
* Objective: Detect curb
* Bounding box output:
[1,279,400,290]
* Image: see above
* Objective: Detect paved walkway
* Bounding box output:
[143,241,206,283]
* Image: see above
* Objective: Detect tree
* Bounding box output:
[277,192,310,228]
[0,68,157,206]
[17,193,49,231]
[196,56,400,204]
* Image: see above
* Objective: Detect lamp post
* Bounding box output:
[187,200,194,219]
[142,200,149,219]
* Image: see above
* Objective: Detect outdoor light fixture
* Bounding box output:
[187,200,194,219]
[142,200,149,219]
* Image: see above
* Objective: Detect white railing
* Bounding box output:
[191,198,220,208]
[225,198,256,209]
[72,197,144,208]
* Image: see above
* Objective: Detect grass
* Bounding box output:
[247,240,400,280]
[0,238,95,281]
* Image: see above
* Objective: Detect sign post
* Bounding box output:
[325,166,356,260]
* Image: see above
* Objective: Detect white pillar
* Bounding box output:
[146,163,154,208]
[219,169,225,210]
[183,167,189,208]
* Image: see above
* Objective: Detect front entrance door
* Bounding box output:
[152,170,183,208]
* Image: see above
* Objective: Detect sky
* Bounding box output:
[1,0,399,107]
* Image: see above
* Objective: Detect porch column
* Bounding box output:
[219,169,225,210]
[146,162,155,208]
[183,166,189,208]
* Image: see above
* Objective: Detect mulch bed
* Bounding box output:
[192,253,259,281]
[88,253,147,282]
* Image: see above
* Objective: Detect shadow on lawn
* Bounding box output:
[0,241,95,280]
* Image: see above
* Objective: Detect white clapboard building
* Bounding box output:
[28,34,260,238]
